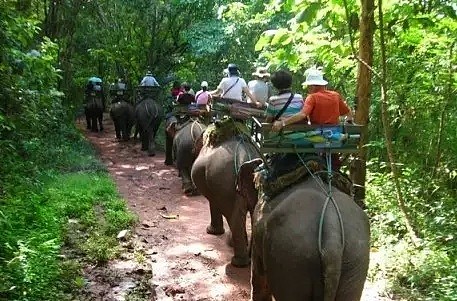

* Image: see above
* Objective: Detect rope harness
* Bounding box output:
[296,149,346,255]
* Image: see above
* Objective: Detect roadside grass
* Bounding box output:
[0,127,137,300]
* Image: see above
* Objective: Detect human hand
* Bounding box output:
[272,120,284,132]
[255,102,264,109]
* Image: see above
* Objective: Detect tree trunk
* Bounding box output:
[378,0,420,244]
[350,0,375,202]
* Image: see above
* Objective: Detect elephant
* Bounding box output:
[85,91,104,132]
[110,101,135,141]
[135,89,163,156]
[191,134,259,267]
[165,117,206,195]
[237,159,370,301]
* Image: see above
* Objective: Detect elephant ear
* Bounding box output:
[237,158,263,213]
[192,132,204,156]
[165,117,178,138]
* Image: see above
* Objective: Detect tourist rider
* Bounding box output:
[248,67,272,107]
[209,63,261,107]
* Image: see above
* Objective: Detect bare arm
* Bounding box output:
[271,111,308,131]
[242,86,262,107]
[209,87,222,97]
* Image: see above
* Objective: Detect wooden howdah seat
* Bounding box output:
[250,117,363,154]
[211,96,266,121]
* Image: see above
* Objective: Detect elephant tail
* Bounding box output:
[319,246,343,301]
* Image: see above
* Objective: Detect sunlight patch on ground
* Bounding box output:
[164,243,220,259]
[120,164,134,169]
[134,165,149,171]
[153,169,174,177]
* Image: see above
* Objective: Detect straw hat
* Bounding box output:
[252,67,271,78]
[302,68,328,86]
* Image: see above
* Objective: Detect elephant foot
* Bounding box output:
[184,188,200,197]
[164,160,173,166]
[141,146,147,151]
[148,153,156,157]
[231,255,250,268]
[206,224,225,236]
[100,127,104,131]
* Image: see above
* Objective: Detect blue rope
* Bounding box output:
[296,149,345,254]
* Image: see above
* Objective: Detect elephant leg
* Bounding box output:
[91,115,98,132]
[164,131,173,165]
[113,120,121,139]
[120,121,128,141]
[139,126,147,151]
[147,129,155,156]
[85,108,91,129]
[206,200,224,235]
[251,249,272,301]
[98,113,104,131]
[227,211,249,267]
[335,261,368,301]
[182,169,198,196]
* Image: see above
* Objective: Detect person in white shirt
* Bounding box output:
[247,67,271,107]
[140,71,160,87]
[210,64,260,107]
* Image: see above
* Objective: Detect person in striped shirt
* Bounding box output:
[265,70,304,123]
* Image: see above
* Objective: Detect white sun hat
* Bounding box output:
[302,68,328,86]
[201,81,208,87]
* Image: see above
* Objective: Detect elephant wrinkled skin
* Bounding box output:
[135,97,163,156]
[85,93,104,132]
[238,160,370,301]
[191,137,259,267]
[110,101,135,141]
[165,118,206,195]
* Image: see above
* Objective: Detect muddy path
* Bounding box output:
[79,115,395,301]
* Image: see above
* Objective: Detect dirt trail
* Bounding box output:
[80,115,394,301]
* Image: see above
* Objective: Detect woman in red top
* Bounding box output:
[272,68,353,131]
[170,81,184,98]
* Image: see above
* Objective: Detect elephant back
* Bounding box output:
[110,101,134,119]
[87,95,103,110]
[136,97,163,120]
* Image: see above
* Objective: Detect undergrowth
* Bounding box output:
[0,126,136,300]
[366,161,457,301]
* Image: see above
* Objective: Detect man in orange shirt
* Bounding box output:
[272,68,353,131]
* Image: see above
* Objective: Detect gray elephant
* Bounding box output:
[191,130,259,267]
[135,87,163,156]
[165,117,206,195]
[238,159,370,301]
[85,91,104,132]
[110,101,135,141]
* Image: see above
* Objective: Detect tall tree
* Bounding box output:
[350,0,375,201]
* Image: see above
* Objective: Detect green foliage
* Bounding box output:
[367,163,457,300]
[1,163,136,300]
